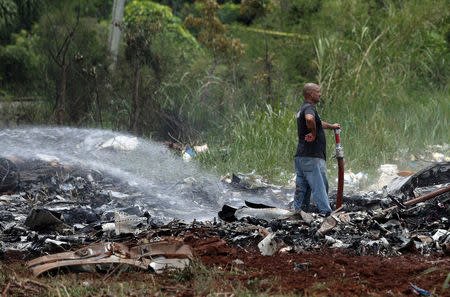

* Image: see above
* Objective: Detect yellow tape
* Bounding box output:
[230,25,310,39]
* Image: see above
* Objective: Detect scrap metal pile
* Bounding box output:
[0,157,449,275]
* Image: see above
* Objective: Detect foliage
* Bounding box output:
[284,0,322,29]
[0,0,46,43]
[76,0,114,20]
[14,0,42,31]
[0,30,41,92]
[184,0,245,63]
[217,2,240,24]
[34,3,110,125]
[124,0,198,54]
[0,0,18,42]
[116,0,202,136]
[240,0,269,22]
[0,0,449,183]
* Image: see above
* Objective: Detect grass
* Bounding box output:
[199,84,449,187]
[196,0,449,185]
[0,260,295,297]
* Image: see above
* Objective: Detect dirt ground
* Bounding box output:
[205,249,449,296]
[191,236,450,297]
[1,240,449,297]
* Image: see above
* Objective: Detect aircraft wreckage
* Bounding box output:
[0,157,449,275]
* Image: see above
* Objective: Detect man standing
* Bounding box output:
[294,83,340,215]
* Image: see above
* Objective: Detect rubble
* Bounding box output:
[218,201,312,223]
[386,161,450,199]
[27,240,193,276]
[0,157,448,277]
[0,158,19,192]
[258,232,277,256]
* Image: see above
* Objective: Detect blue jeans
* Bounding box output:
[294,156,332,214]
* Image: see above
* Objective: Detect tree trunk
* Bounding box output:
[58,64,67,125]
[131,61,141,134]
[109,0,125,72]
[95,86,103,127]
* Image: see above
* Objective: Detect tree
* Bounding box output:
[15,0,41,31]
[0,0,18,43]
[35,1,111,126]
[37,3,81,125]
[123,1,178,134]
[184,0,245,105]
[0,30,41,93]
[240,0,277,104]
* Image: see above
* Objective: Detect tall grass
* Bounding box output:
[201,87,448,186]
[199,104,297,183]
[200,0,449,185]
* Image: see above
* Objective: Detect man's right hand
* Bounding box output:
[305,133,315,142]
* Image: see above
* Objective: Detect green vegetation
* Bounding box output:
[0,0,448,183]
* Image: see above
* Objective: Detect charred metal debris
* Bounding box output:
[0,158,449,275]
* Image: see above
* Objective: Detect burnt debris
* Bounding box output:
[0,158,19,193]
[0,159,449,265]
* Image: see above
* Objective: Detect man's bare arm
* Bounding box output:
[305,114,316,142]
[321,121,340,130]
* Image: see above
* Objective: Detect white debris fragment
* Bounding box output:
[97,135,138,151]
[73,223,86,230]
[194,144,208,153]
[86,174,94,183]
[325,235,337,245]
[363,237,390,249]
[149,257,190,274]
[258,232,278,256]
[279,246,293,253]
[44,238,67,246]
[432,229,449,242]
[233,259,244,265]
[220,173,232,184]
[101,190,129,199]
[60,184,75,191]
[102,222,115,232]
[114,212,146,235]
[35,154,60,162]
[0,195,25,203]
[341,171,368,189]
[182,152,192,161]
[182,177,197,187]
[432,152,449,162]
[376,164,398,189]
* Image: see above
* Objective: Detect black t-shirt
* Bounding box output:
[295,102,326,160]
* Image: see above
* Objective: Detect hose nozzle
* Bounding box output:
[334,129,344,159]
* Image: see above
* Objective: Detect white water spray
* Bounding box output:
[0,127,288,222]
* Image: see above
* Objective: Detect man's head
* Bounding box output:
[303,83,321,105]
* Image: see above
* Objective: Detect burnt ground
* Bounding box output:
[0,158,449,296]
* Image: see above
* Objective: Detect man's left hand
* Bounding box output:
[330,123,340,130]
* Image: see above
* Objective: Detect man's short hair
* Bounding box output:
[303,83,318,98]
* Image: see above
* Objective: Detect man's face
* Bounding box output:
[310,85,321,104]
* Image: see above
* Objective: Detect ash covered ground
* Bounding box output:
[0,128,449,296]
[0,157,448,259]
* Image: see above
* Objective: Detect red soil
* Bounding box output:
[193,237,450,296]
